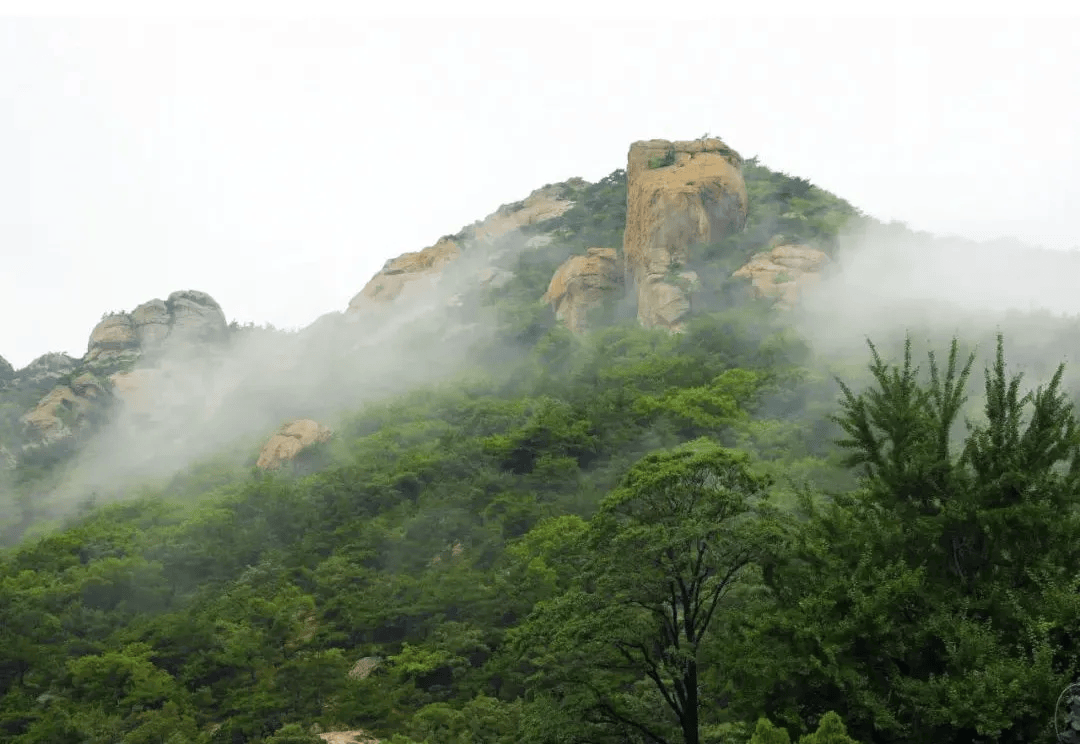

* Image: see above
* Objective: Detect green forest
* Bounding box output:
[4,154,1080,744]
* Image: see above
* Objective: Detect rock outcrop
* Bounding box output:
[319,732,380,744]
[349,237,462,307]
[87,290,227,362]
[542,247,622,333]
[471,183,578,242]
[732,241,830,308]
[623,138,748,330]
[346,184,575,315]
[256,419,332,470]
[14,353,77,387]
[86,314,139,362]
[21,372,107,444]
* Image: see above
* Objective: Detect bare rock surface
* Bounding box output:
[319,732,379,744]
[733,241,830,308]
[623,137,747,330]
[87,290,227,362]
[86,314,138,362]
[14,353,77,387]
[542,247,622,333]
[20,373,107,444]
[347,184,574,315]
[256,419,332,470]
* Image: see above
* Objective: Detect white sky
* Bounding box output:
[2,4,1080,368]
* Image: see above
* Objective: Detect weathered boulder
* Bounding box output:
[623,138,748,330]
[319,732,380,744]
[347,656,383,680]
[166,290,228,345]
[542,247,622,333]
[256,419,332,470]
[131,299,171,349]
[732,241,829,308]
[87,314,139,362]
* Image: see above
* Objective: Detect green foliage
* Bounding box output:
[515,440,786,744]
[7,148,1080,744]
[649,147,677,169]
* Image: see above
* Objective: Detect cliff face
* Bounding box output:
[623,138,748,330]
[542,248,622,334]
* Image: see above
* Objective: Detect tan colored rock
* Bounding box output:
[732,241,830,308]
[542,247,622,333]
[623,138,748,330]
[87,314,138,361]
[131,299,170,349]
[21,384,96,443]
[319,732,380,744]
[473,185,574,242]
[348,237,461,309]
[256,419,332,470]
[346,184,573,314]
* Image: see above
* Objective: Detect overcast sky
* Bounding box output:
[2,9,1079,368]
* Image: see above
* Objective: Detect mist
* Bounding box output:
[40,223,538,510]
[795,217,1080,402]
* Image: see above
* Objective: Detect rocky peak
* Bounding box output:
[623,137,748,331]
[87,290,227,362]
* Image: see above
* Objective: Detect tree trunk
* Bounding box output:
[682,661,700,744]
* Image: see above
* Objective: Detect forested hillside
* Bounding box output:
[4,142,1080,744]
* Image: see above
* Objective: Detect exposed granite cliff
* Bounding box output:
[623,138,748,330]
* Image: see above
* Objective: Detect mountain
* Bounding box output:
[2,137,1080,744]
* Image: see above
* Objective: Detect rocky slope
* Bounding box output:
[8,291,229,454]
[346,184,575,316]
[1,136,853,491]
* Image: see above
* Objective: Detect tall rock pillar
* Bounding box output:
[622,138,748,330]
